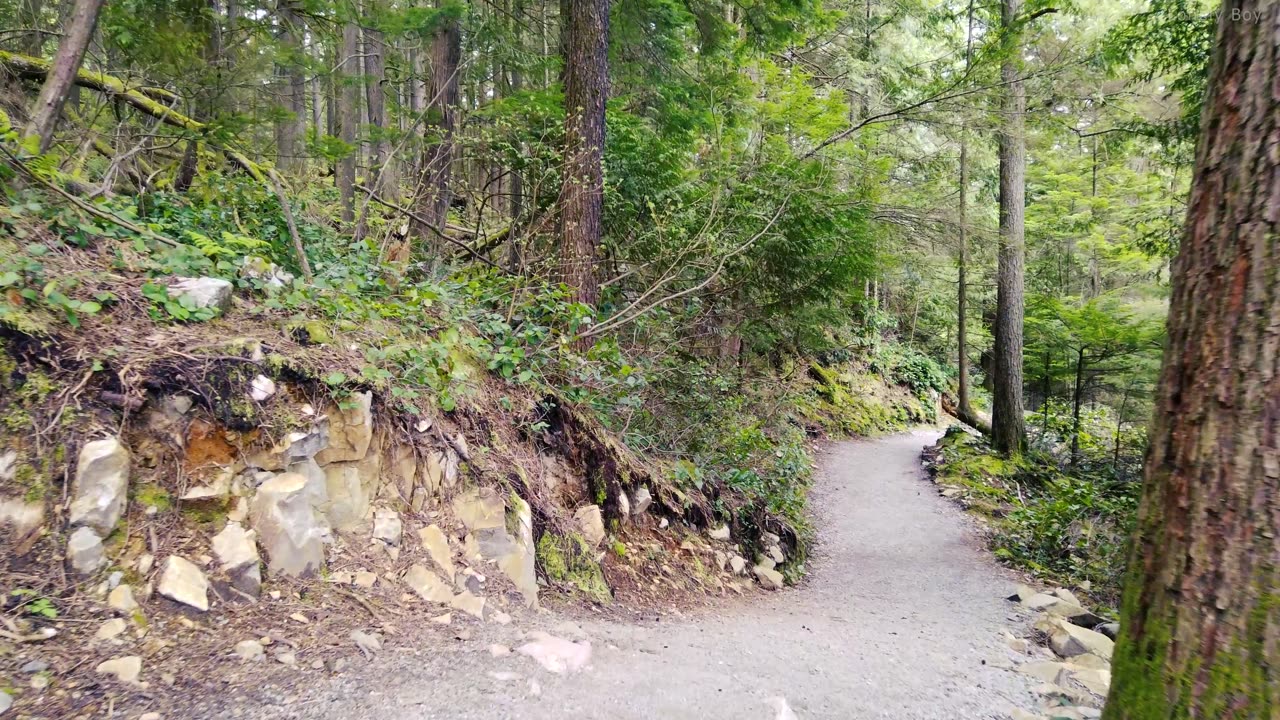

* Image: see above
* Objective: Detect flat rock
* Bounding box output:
[404,564,452,603]
[67,526,105,575]
[451,591,486,619]
[157,555,209,611]
[235,639,265,662]
[68,438,130,536]
[1069,653,1109,670]
[1022,593,1062,610]
[1069,667,1111,696]
[212,522,259,571]
[455,488,507,531]
[353,570,377,588]
[1008,584,1038,602]
[417,525,456,580]
[1020,660,1068,685]
[95,618,128,641]
[516,631,592,674]
[708,525,731,541]
[1049,619,1114,660]
[1052,588,1083,606]
[95,655,142,683]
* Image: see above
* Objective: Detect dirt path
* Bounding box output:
[224,431,1037,719]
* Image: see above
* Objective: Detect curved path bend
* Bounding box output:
[230,431,1037,720]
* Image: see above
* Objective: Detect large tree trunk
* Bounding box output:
[364,21,393,193]
[990,0,1026,456]
[337,21,360,224]
[274,2,307,174]
[955,0,979,429]
[22,0,104,154]
[558,0,609,309]
[1104,0,1280,714]
[414,9,461,240]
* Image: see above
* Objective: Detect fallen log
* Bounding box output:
[0,50,270,182]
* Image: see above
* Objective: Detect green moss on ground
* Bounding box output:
[536,532,611,603]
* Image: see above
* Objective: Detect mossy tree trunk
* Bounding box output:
[1104,0,1280,715]
[22,0,104,154]
[990,0,1026,456]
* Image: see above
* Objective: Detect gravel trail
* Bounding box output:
[230,431,1037,720]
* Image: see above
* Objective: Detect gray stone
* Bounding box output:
[0,690,9,715]
[766,545,785,564]
[405,564,453,603]
[157,556,209,611]
[454,488,506,531]
[213,522,259,572]
[1046,602,1105,629]
[322,454,378,531]
[1022,593,1062,610]
[372,508,402,546]
[95,655,142,683]
[167,277,233,312]
[248,375,276,402]
[1008,584,1038,602]
[708,525,731,541]
[0,496,44,541]
[574,505,606,548]
[1069,667,1111,696]
[250,472,330,577]
[1049,619,1114,660]
[632,487,652,515]
[95,618,128,640]
[1052,588,1083,606]
[315,392,374,464]
[20,660,49,674]
[1020,660,1068,685]
[496,494,538,608]
[753,565,784,590]
[68,438,130,536]
[235,639,265,662]
[417,525,456,580]
[1096,622,1119,640]
[451,590,485,619]
[67,526,105,575]
[0,450,14,481]
[729,555,747,575]
[616,491,631,518]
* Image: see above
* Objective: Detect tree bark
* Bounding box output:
[22,0,105,154]
[991,0,1026,456]
[1069,346,1085,468]
[19,0,45,56]
[363,20,393,193]
[955,0,978,427]
[274,2,307,174]
[558,0,610,308]
[414,7,460,240]
[337,20,360,224]
[1104,0,1280,715]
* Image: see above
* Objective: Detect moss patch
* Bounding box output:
[537,532,611,603]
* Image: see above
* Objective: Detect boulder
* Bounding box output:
[417,525,456,580]
[1069,653,1110,670]
[729,555,747,575]
[632,487,652,515]
[95,656,142,683]
[67,526,105,575]
[372,508,402,546]
[1049,619,1114,660]
[404,564,453,603]
[574,505,606,549]
[496,494,538,608]
[250,473,330,577]
[212,522,262,597]
[1008,584,1038,602]
[753,565,784,590]
[709,525,731,541]
[322,454,379,530]
[1020,660,1069,685]
[1096,622,1119,640]
[167,277,233,312]
[315,392,374,464]
[453,488,506,531]
[158,556,209,611]
[68,438,130,536]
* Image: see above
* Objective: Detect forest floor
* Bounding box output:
[195,430,1041,720]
